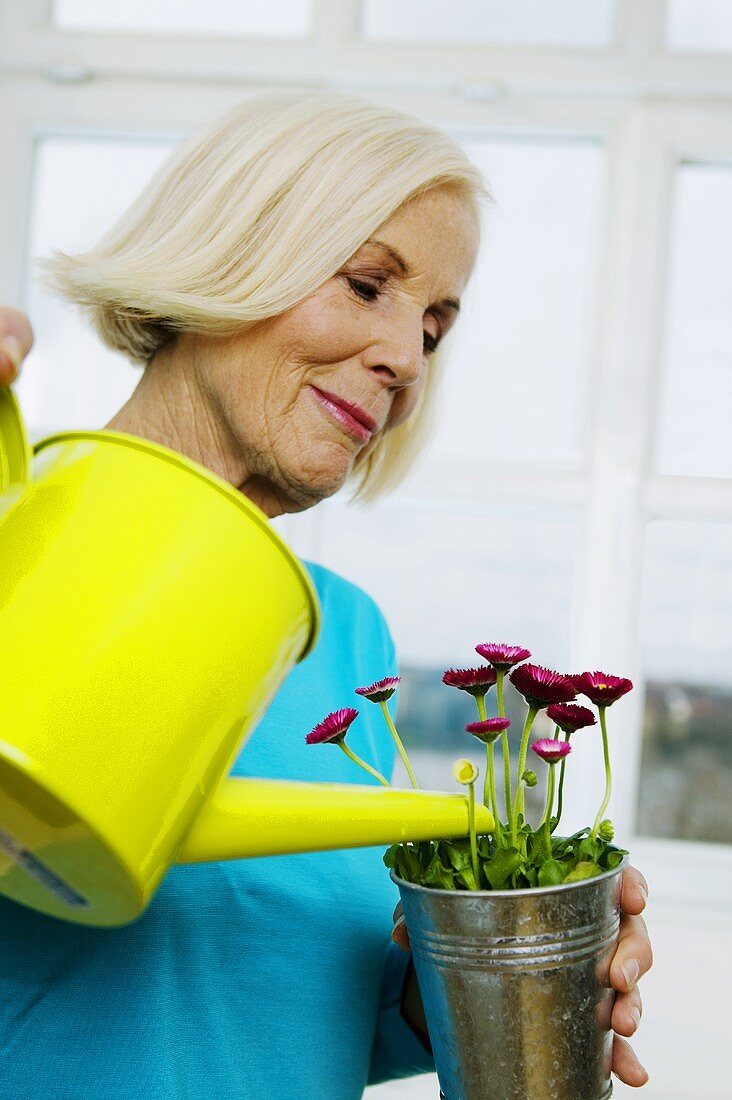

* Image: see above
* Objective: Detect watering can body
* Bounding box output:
[0,389,491,929]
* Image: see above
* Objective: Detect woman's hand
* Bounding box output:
[0,307,34,386]
[391,863,652,1088]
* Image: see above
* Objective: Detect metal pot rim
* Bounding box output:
[390,848,628,899]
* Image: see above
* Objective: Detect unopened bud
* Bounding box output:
[599,819,615,841]
[522,769,538,788]
[453,757,479,786]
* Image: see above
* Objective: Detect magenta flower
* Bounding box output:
[546,703,597,733]
[531,738,572,764]
[570,671,633,707]
[305,707,358,745]
[509,663,576,709]
[466,717,511,744]
[442,666,497,697]
[355,676,401,703]
[475,643,531,670]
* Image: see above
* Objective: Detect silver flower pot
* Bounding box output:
[392,855,626,1100]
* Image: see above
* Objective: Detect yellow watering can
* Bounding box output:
[0,388,492,929]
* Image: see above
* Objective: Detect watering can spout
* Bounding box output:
[177,778,494,862]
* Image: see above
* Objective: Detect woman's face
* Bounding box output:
[187,186,479,515]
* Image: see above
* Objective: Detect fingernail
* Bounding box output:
[622,959,639,987]
[638,882,648,903]
[629,1006,641,1029]
[394,914,406,930]
[0,335,22,372]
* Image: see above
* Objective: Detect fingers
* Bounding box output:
[0,307,34,385]
[611,985,643,1037]
[611,911,653,994]
[391,901,410,951]
[620,864,649,916]
[611,1034,649,1087]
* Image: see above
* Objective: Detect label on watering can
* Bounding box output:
[0,825,91,909]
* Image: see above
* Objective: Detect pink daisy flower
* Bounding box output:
[466,717,511,744]
[442,666,497,697]
[509,663,577,708]
[570,671,633,707]
[531,738,572,764]
[305,708,358,745]
[475,643,531,670]
[546,703,597,733]
[355,676,401,703]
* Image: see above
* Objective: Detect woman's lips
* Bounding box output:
[308,385,376,442]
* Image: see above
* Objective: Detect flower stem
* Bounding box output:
[511,704,539,846]
[467,780,480,888]
[379,700,420,789]
[475,695,504,847]
[540,762,556,859]
[590,706,612,839]
[550,730,571,834]
[496,671,514,834]
[338,742,391,787]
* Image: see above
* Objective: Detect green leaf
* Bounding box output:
[603,848,627,871]
[579,836,602,862]
[538,859,565,887]
[563,860,602,883]
[485,847,523,889]
[382,844,399,869]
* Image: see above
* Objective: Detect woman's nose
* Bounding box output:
[370,317,424,388]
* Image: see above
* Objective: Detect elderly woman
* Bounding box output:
[0,91,651,1097]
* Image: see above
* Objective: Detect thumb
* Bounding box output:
[0,308,34,385]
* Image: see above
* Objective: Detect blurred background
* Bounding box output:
[1,2,730,1096]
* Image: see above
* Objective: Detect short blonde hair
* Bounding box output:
[38,89,490,501]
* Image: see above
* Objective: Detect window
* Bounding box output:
[666,0,732,52]
[362,0,615,48]
[654,162,732,479]
[52,0,312,39]
[637,521,732,843]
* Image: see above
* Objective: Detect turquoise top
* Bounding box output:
[0,561,436,1098]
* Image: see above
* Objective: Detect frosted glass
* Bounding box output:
[654,163,732,478]
[362,0,615,47]
[21,136,175,436]
[411,135,602,473]
[666,0,732,52]
[637,521,732,843]
[52,0,311,39]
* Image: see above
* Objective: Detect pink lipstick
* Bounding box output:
[308,386,376,442]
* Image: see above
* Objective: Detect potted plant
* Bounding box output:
[306,643,632,1100]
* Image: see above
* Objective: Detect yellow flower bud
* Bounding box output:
[452,757,479,786]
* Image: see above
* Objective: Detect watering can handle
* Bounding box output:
[0,388,31,491]
[176,777,494,862]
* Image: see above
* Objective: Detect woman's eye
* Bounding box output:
[347,278,380,302]
[346,275,440,354]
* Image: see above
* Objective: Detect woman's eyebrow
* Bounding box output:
[364,237,461,313]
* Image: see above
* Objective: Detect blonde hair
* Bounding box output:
[38,89,490,501]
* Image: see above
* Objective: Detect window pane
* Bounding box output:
[666,0,732,52]
[20,136,174,438]
[312,498,579,789]
[362,0,615,47]
[313,499,580,670]
[637,521,732,844]
[410,136,602,474]
[52,0,311,38]
[654,163,732,479]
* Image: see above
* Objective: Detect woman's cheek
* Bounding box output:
[388,378,425,430]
